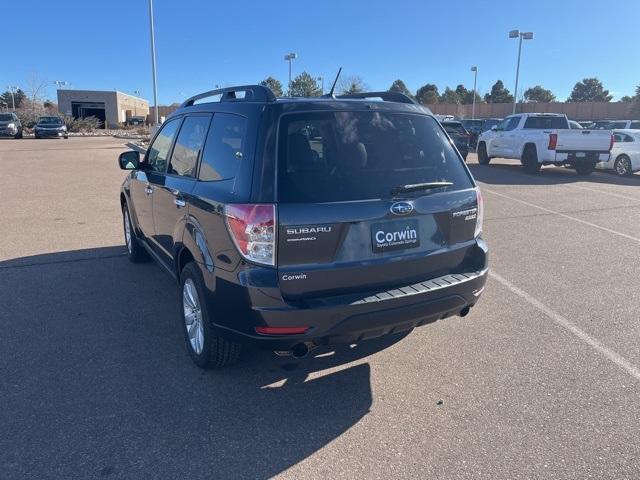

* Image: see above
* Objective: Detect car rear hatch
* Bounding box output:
[275,110,481,301]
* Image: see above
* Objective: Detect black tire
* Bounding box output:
[575,161,596,176]
[64,135,69,139]
[180,262,242,369]
[14,131,23,139]
[122,203,150,262]
[522,145,542,174]
[614,155,632,176]
[477,143,491,165]
[34,134,40,139]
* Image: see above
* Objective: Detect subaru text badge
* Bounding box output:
[390,201,413,216]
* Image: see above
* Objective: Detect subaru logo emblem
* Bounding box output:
[390,201,413,216]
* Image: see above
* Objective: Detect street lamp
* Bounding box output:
[6,85,18,110]
[53,80,69,89]
[509,29,534,114]
[284,53,297,95]
[317,76,324,94]
[148,0,159,124]
[470,66,478,119]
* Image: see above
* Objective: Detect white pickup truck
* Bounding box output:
[477,113,613,175]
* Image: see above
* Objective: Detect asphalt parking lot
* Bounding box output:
[2,137,640,479]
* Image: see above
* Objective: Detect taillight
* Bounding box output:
[548,133,557,150]
[609,134,615,151]
[474,187,483,238]
[225,204,276,266]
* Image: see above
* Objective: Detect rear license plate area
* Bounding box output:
[371,220,420,253]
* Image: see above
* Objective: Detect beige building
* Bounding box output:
[57,89,149,128]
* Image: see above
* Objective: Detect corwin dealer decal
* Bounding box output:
[371,219,421,253]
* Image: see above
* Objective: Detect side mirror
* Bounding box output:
[118,151,140,170]
[490,125,498,131]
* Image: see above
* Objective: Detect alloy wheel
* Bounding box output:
[183,278,204,355]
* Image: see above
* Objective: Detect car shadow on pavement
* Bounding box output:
[0,246,409,479]
[468,162,640,187]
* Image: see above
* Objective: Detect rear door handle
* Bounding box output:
[144,185,154,195]
[174,198,186,208]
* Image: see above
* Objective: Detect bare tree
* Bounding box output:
[25,73,49,115]
[338,76,369,95]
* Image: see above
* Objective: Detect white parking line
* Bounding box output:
[565,183,640,202]
[485,188,640,244]
[490,271,640,382]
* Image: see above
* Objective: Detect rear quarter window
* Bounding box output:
[277,111,473,203]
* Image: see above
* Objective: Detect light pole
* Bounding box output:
[470,66,478,119]
[284,53,297,95]
[53,80,69,89]
[509,29,533,114]
[317,76,324,94]
[7,85,18,110]
[148,0,159,124]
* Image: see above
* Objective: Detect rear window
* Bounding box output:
[462,120,482,129]
[0,114,14,121]
[442,122,467,136]
[523,116,568,129]
[277,111,472,203]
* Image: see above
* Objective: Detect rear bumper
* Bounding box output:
[209,241,488,350]
[553,151,609,163]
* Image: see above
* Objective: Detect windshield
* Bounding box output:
[0,114,14,121]
[38,117,63,125]
[277,111,473,203]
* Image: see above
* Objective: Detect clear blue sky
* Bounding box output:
[3,0,639,104]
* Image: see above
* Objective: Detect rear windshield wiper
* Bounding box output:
[391,181,453,196]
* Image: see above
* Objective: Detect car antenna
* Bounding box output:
[326,67,342,97]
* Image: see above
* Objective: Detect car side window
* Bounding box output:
[168,115,212,178]
[505,117,520,131]
[199,113,248,181]
[614,133,625,143]
[146,118,181,173]
[624,134,635,142]
[496,118,511,131]
[630,121,640,130]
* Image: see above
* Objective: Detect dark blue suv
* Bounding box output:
[118,85,488,368]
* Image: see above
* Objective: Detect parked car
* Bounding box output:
[477,113,613,175]
[442,120,470,160]
[117,86,488,369]
[568,120,583,129]
[127,116,146,126]
[0,112,23,139]
[592,120,640,130]
[461,119,484,149]
[596,130,640,176]
[34,116,68,139]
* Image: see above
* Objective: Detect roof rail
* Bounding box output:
[181,85,276,107]
[336,91,417,105]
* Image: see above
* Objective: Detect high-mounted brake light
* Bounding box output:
[548,133,558,150]
[474,187,484,238]
[225,204,276,266]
